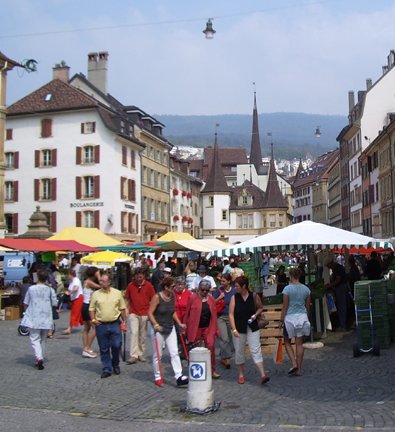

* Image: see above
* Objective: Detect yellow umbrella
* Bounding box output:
[157,232,195,242]
[48,227,122,247]
[81,250,132,269]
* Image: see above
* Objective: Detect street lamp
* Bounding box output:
[315,126,321,138]
[203,19,216,39]
[0,52,23,237]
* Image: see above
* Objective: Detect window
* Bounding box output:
[269,214,276,227]
[34,178,56,201]
[41,118,52,138]
[76,176,100,199]
[42,211,57,233]
[81,122,96,134]
[84,177,94,198]
[76,210,99,228]
[5,213,18,234]
[237,214,242,228]
[76,145,99,164]
[6,129,13,140]
[209,196,214,207]
[5,152,18,169]
[84,146,94,164]
[221,209,228,220]
[84,211,95,228]
[35,149,57,167]
[242,196,248,205]
[5,181,18,201]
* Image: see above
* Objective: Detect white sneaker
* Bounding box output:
[82,350,97,358]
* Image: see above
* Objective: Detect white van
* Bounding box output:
[0,252,35,285]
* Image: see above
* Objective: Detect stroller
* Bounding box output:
[18,313,56,336]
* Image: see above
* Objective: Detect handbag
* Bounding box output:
[215,288,225,316]
[50,290,59,320]
[254,293,269,329]
[273,337,283,364]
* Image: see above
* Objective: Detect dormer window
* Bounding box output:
[44,94,52,101]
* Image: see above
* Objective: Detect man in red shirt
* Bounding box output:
[125,268,155,364]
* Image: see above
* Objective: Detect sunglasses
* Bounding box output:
[200,288,210,292]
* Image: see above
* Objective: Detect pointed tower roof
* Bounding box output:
[262,145,288,209]
[202,130,229,193]
[249,90,263,174]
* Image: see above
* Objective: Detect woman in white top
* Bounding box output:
[81,266,101,358]
[62,269,83,335]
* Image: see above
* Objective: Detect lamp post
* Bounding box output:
[203,19,216,39]
[0,52,22,237]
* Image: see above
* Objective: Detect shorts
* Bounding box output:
[82,303,91,322]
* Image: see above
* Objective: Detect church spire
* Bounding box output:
[262,145,288,209]
[202,124,229,193]
[249,83,263,174]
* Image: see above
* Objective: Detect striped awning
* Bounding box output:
[211,221,394,257]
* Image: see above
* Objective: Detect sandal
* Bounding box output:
[288,367,298,376]
[238,376,245,384]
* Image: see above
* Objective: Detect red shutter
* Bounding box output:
[76,211,82,227]
[121,212,125,232]
[52,149,57,167]
[12,214,18,234]
[76,177,81,199]
[14,152,19,169]
[41,119,52,138]
[92,122,96,133]
[50,212,57,233]
[128,213,133,233]
[94,176,100,198]
[13,181,18,201]
[35,150,40,167]
[120,177,124,199]
[34,179,39,201]
[94,210,100,228]
[131,180,136,201]
[51,178,57,200]
[122,146,127,165]
[131,150,135,168]
[94,145,100,163]
[128,179,133,201]
[6,129,13,140]
[76,147,82,165]
[80,123,85,134]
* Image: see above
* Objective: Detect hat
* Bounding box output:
[197,265,207,273]
[163,267,172,273]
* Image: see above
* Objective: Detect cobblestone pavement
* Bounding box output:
[1,311,395,431]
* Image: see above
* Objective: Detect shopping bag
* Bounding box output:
[273,337,283,364]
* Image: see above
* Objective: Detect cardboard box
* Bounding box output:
[5,306,20,320]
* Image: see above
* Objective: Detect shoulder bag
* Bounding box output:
[254,293,269,329]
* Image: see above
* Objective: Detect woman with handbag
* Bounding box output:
[229,275,269,385]
[213,273,236,369]
[279,267,311,377]
[184,279,220,378]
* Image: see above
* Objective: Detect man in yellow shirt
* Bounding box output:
[90,273,127,378]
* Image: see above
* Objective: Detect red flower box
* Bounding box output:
[173,215,180,221]
[182,190,187,197]
[182,215,189,222]
[189,217,193,224]
[173,188,179,196]
[187,192,192,199]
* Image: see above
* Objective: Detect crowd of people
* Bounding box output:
[19,248,393,385]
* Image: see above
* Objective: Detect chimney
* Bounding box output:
[52,60,70,82]
[366,78,372,90]
[348,91,355,113]
[87,51,109,94]
[388,49,395,68]
[383,65,389,75]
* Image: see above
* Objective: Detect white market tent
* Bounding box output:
[212,221,393,257]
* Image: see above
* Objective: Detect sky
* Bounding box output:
[2,0,395,116]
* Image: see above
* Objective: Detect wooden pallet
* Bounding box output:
[259,304,294,354]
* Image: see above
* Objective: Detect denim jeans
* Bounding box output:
[95,322,122,373]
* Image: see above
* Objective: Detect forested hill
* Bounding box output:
[155,113,347,159]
